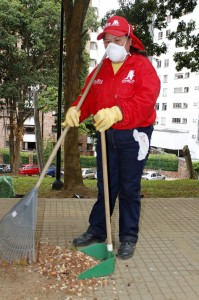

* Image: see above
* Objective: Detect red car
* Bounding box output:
[19,164,40,176]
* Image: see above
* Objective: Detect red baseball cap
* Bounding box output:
[97,16,145,51]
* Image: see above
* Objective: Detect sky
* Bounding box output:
[98,0,119,18]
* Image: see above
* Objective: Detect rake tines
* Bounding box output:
[0,188,38,263]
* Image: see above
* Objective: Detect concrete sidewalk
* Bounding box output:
[0,197,199,299]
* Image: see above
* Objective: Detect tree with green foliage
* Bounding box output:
[105,0,198,70]
[0,0,61,173]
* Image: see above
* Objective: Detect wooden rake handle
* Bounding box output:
[35,52,107,189]
[101,131,113,251]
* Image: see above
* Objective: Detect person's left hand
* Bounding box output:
[94,106,123,132]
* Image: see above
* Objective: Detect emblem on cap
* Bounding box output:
[105,19,120,28]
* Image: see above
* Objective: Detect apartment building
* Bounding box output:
[88,0,102,71]
[151,3,199,159]
[0,109,57,151]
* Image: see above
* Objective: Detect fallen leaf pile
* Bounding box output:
[0,243,109,297]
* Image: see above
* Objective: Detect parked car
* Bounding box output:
[82,168,96,179]
[46,165,64,177]
[19,164,40,176]
[0,164,11,173]
[142,171,166,180]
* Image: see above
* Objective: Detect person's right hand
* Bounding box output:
[61,106,81,127]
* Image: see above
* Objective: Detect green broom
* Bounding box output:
[0,53,106,263]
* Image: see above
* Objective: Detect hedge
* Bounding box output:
[0,148,180,171]
[80,155,97,168]
[0,148,38,166]
[80,153,179,171]
[145,154,178,171]
[193,161,199,175]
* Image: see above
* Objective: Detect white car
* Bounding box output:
[82,168,96,179]
[142,171,166,180]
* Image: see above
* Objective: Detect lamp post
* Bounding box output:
[52,1,64,190]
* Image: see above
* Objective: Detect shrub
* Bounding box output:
[193,160,199,175]
[80,156,97,168]
[145,153,178,171]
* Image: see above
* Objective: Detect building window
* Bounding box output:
[157,60,161,68]
[195,86,199,90]
[24,126,35,134]
[192,135,196,139]
[93,7,99,17]
[174,87,189,93]
[90,42,97,50]
[162,103,167,111]
[175,72,190,79]
[174,87,182,93]
[184,87,189,93]
[161,117,166,125]
[52,125,57,133]
[158,31,163,40]
[155,103,159,110]
[172,118,181,123]
[173,103,188,109]
[166,15,171,23]
[172,118,187,124]
[185,72,190,78]
[164,59,169,67]
[162,88,167,97]
[163,75,168,83]
[87,143,93,151]
[90,59,97,68]
[166,29,171,37]
[173,103,182,108]
[175,73,183,79]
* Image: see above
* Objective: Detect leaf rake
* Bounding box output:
[0,53,106,263]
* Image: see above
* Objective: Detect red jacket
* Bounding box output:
[73,54,160,129]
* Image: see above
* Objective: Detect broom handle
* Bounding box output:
[101,131,113,251]
[36,52,107,189]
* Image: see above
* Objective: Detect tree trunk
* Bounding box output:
[9,107,15,171]
[9,100,23,175]
[13,124,23,174]
[182,145,197,179]
[34,90,44,172]
[63,0,90,192]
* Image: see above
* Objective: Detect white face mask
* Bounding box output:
[105,37,128,63]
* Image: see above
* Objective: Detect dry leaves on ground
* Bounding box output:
[0,243,109,298]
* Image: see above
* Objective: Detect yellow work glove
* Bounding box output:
[94,106,123,132]
[61,106,81,127]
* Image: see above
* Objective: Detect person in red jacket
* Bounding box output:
[62,15,160,259]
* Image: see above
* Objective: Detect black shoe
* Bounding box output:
[72,232,106,247]
[117,241,136,260]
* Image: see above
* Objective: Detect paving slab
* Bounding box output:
[0,197,199,300]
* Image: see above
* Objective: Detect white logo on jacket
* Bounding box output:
[122,70,135,83]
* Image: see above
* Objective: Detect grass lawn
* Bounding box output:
[9,175,199,198]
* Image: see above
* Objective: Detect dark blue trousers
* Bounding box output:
[88,126,153,243]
